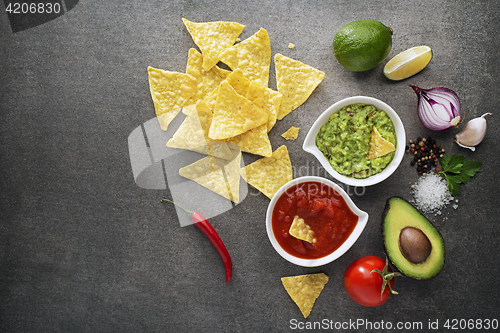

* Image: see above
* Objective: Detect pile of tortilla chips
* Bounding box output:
[147,18,325,202]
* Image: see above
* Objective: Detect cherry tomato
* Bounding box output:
[343,256,400,307]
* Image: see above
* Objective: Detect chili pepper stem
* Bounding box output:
[161,199,194,216]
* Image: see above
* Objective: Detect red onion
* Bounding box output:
[409,85,461,131]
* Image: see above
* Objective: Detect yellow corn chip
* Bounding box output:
[225,69,251,96]
[289,215,316,243]
[182,18,245,71]
[148,66,197,130]
[245,80,266,108]
[366,126,396,160]
[218,28,271,86]
[209,81,268,140]
[217,147,242,203]
[281,273,329,318]
[227,124,272,157]
[167,101,233,160]
[193,83,272,157]
[274,53,325,120]
[242,145,293,199]
[281,126,300,140]
[179,156,232,201]
[246,81,279,132]
[200,87,219,111]
[183,48,231,114]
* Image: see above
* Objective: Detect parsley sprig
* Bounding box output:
[438,154,482,196]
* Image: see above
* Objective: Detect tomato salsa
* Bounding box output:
[272,181,358,259]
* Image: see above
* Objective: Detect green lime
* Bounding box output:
[333,20,393,72]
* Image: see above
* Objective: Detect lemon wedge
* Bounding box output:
[383,46,433,80]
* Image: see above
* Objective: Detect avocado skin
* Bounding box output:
[382,196,445,280]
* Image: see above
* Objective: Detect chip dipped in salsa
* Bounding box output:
[272,181,358,259]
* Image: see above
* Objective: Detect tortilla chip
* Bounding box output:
[182,18,245,71]
[218,28,271,86]
[274,54,325,120]
[227,124,272,157]
[209,81,268,140]
[167,101,233,160]
[157,110,182,133]
[225,69,251,96]
[179,156,232,201]
[183,48,231,114]
[281,273,329,318]
[281,126,299,140]
[246,81,279,132]
[289,215,316,243]
[242,145,293,199]
[148,66,197,130]
[366,126,396,160]
[218,148,242,203]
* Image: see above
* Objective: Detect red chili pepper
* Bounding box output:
[161,199,232,284]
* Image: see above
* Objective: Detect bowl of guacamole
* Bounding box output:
[303,96,405,186]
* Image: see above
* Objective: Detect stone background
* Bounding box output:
[1,1,499,332]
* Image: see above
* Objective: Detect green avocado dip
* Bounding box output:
[315,103,397,179]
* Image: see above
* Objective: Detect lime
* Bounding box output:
[383,45,433,80]
[333,20,393,72]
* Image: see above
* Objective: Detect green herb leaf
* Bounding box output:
[461,160,482,179]
[440,154,464,174]
[444,174,462,196]
[438,154,482,196]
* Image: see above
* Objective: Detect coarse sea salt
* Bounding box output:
[411,173,454,214]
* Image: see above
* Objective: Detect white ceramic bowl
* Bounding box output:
[303,96,406,187]
[266,176,369,267]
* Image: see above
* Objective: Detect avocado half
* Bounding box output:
[383,197,444,279]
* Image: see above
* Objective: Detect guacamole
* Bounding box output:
[315,103,396,178]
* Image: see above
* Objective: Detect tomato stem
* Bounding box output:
[371,257,403,300]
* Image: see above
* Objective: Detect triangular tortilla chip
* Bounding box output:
[246,81,279,132]
[179,156,232,201]
[366,126,396,160]
[182,18,245,71]
[225,69,251,96]
[281,126,300,141]
[216,148,242,203]
[167,101,233,160]
[183,48,231,114]
[289,215,316,243]
[274,53,325,120]
[281,273,329,318]
[242,145,293,199]
[218,28,271,86]
[148,66,197,130]
[209,81,268,140]
[227,124,272,157]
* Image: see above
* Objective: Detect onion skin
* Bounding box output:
[409,85,461,131]
[455,113,491,151]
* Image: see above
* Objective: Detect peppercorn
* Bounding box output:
[406,136,446,176]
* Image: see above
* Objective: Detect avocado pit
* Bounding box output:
[399,226,432,264]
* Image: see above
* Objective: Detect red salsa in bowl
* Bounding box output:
[266,176,368,267]
[272,181,359,259]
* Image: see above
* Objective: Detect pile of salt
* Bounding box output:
[411,173,454,214]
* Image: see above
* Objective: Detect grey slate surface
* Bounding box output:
[1,1,499,332]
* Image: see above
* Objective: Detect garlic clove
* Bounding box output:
[455,113,491,150]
